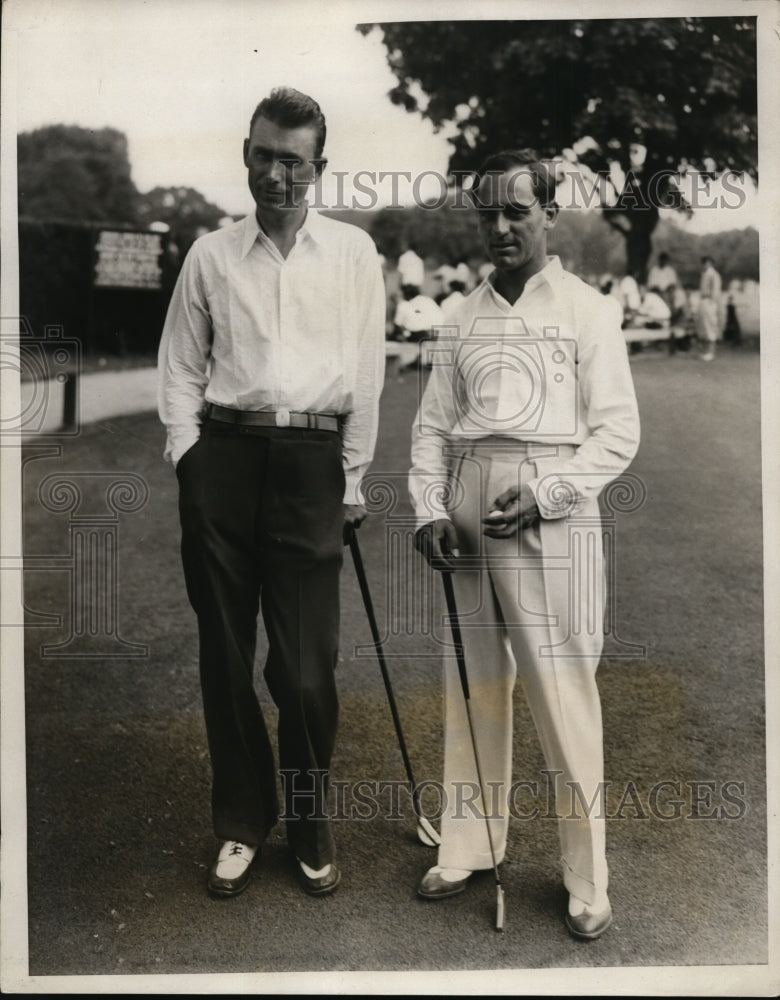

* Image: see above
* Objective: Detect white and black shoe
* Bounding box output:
[207,840,257,898]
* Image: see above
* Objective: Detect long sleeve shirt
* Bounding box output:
[409,256,640,526]
[158,211,386,504]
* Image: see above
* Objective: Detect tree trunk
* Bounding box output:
[623,222,655,284]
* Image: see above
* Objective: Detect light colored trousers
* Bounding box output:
[437,438,608,905]
[697,298,720,342]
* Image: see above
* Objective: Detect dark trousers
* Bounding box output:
[176,419,345,868]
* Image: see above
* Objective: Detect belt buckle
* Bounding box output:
[276,408,291,428]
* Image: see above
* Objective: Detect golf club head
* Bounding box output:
[416,818,441,848]
[496,885,505,931]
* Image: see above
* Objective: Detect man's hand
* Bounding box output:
[414,518,460,571]
[343,503,367,544]
[482,483,540,538]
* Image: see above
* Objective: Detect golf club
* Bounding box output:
[348,527,441,848]
[441,569,505,932]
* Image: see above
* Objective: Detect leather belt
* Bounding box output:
[206,403,340,433]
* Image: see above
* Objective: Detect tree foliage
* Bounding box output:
[350,201,757,285]
[136,185,230,255]
[358,17,757,277]
[18,125,140,224]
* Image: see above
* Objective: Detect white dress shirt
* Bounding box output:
[158,211,386,505]
[441,289,466,323]
[410,256,640,525]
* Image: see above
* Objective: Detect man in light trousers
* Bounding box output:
[409,149,640,939]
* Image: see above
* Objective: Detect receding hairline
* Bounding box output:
[471,150,557,207]
[471,166,555,208]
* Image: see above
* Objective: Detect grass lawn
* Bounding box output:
[18,349,768,980]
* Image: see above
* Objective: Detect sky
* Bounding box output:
[4,0,764,234]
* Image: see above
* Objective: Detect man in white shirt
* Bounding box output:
[158,87,385,900]
[409,149,640,940]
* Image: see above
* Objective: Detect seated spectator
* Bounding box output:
[393,284,444,375]
[647,252,678,313]
[635,285,672,328]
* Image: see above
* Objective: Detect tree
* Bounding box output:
[136,185,230,255]
[358,17,757,279]
[18,125,140,224]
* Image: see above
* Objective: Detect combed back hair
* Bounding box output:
[249,87,327,159]
[471,149,557,207]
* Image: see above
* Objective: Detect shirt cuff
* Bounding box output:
[167,430,201,468]
[527,474,584,520]
[343,473,364,507]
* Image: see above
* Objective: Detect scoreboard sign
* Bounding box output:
[94,230,164,290]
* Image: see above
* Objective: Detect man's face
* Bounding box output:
[243,115,323,212]
[474,169,556,275]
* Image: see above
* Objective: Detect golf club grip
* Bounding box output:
[441,572,471,700]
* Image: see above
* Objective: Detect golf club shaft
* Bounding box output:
[348,529,435,837]
[442,570,505,929]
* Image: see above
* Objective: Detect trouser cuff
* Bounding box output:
[561,856,606,906]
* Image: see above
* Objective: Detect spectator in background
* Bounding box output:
[723,292,742,347]
[433,263,458,304]
[647,252,679,313]
[393,283,444,376]
[668,283,692,354]
[635,286,672,329]
[454,261,473,292]
[697,256,722,362]
[618,269,642,327]
[398,243,425,289]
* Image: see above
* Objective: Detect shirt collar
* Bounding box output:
[486,254,564,302]
[240,205,324,259]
